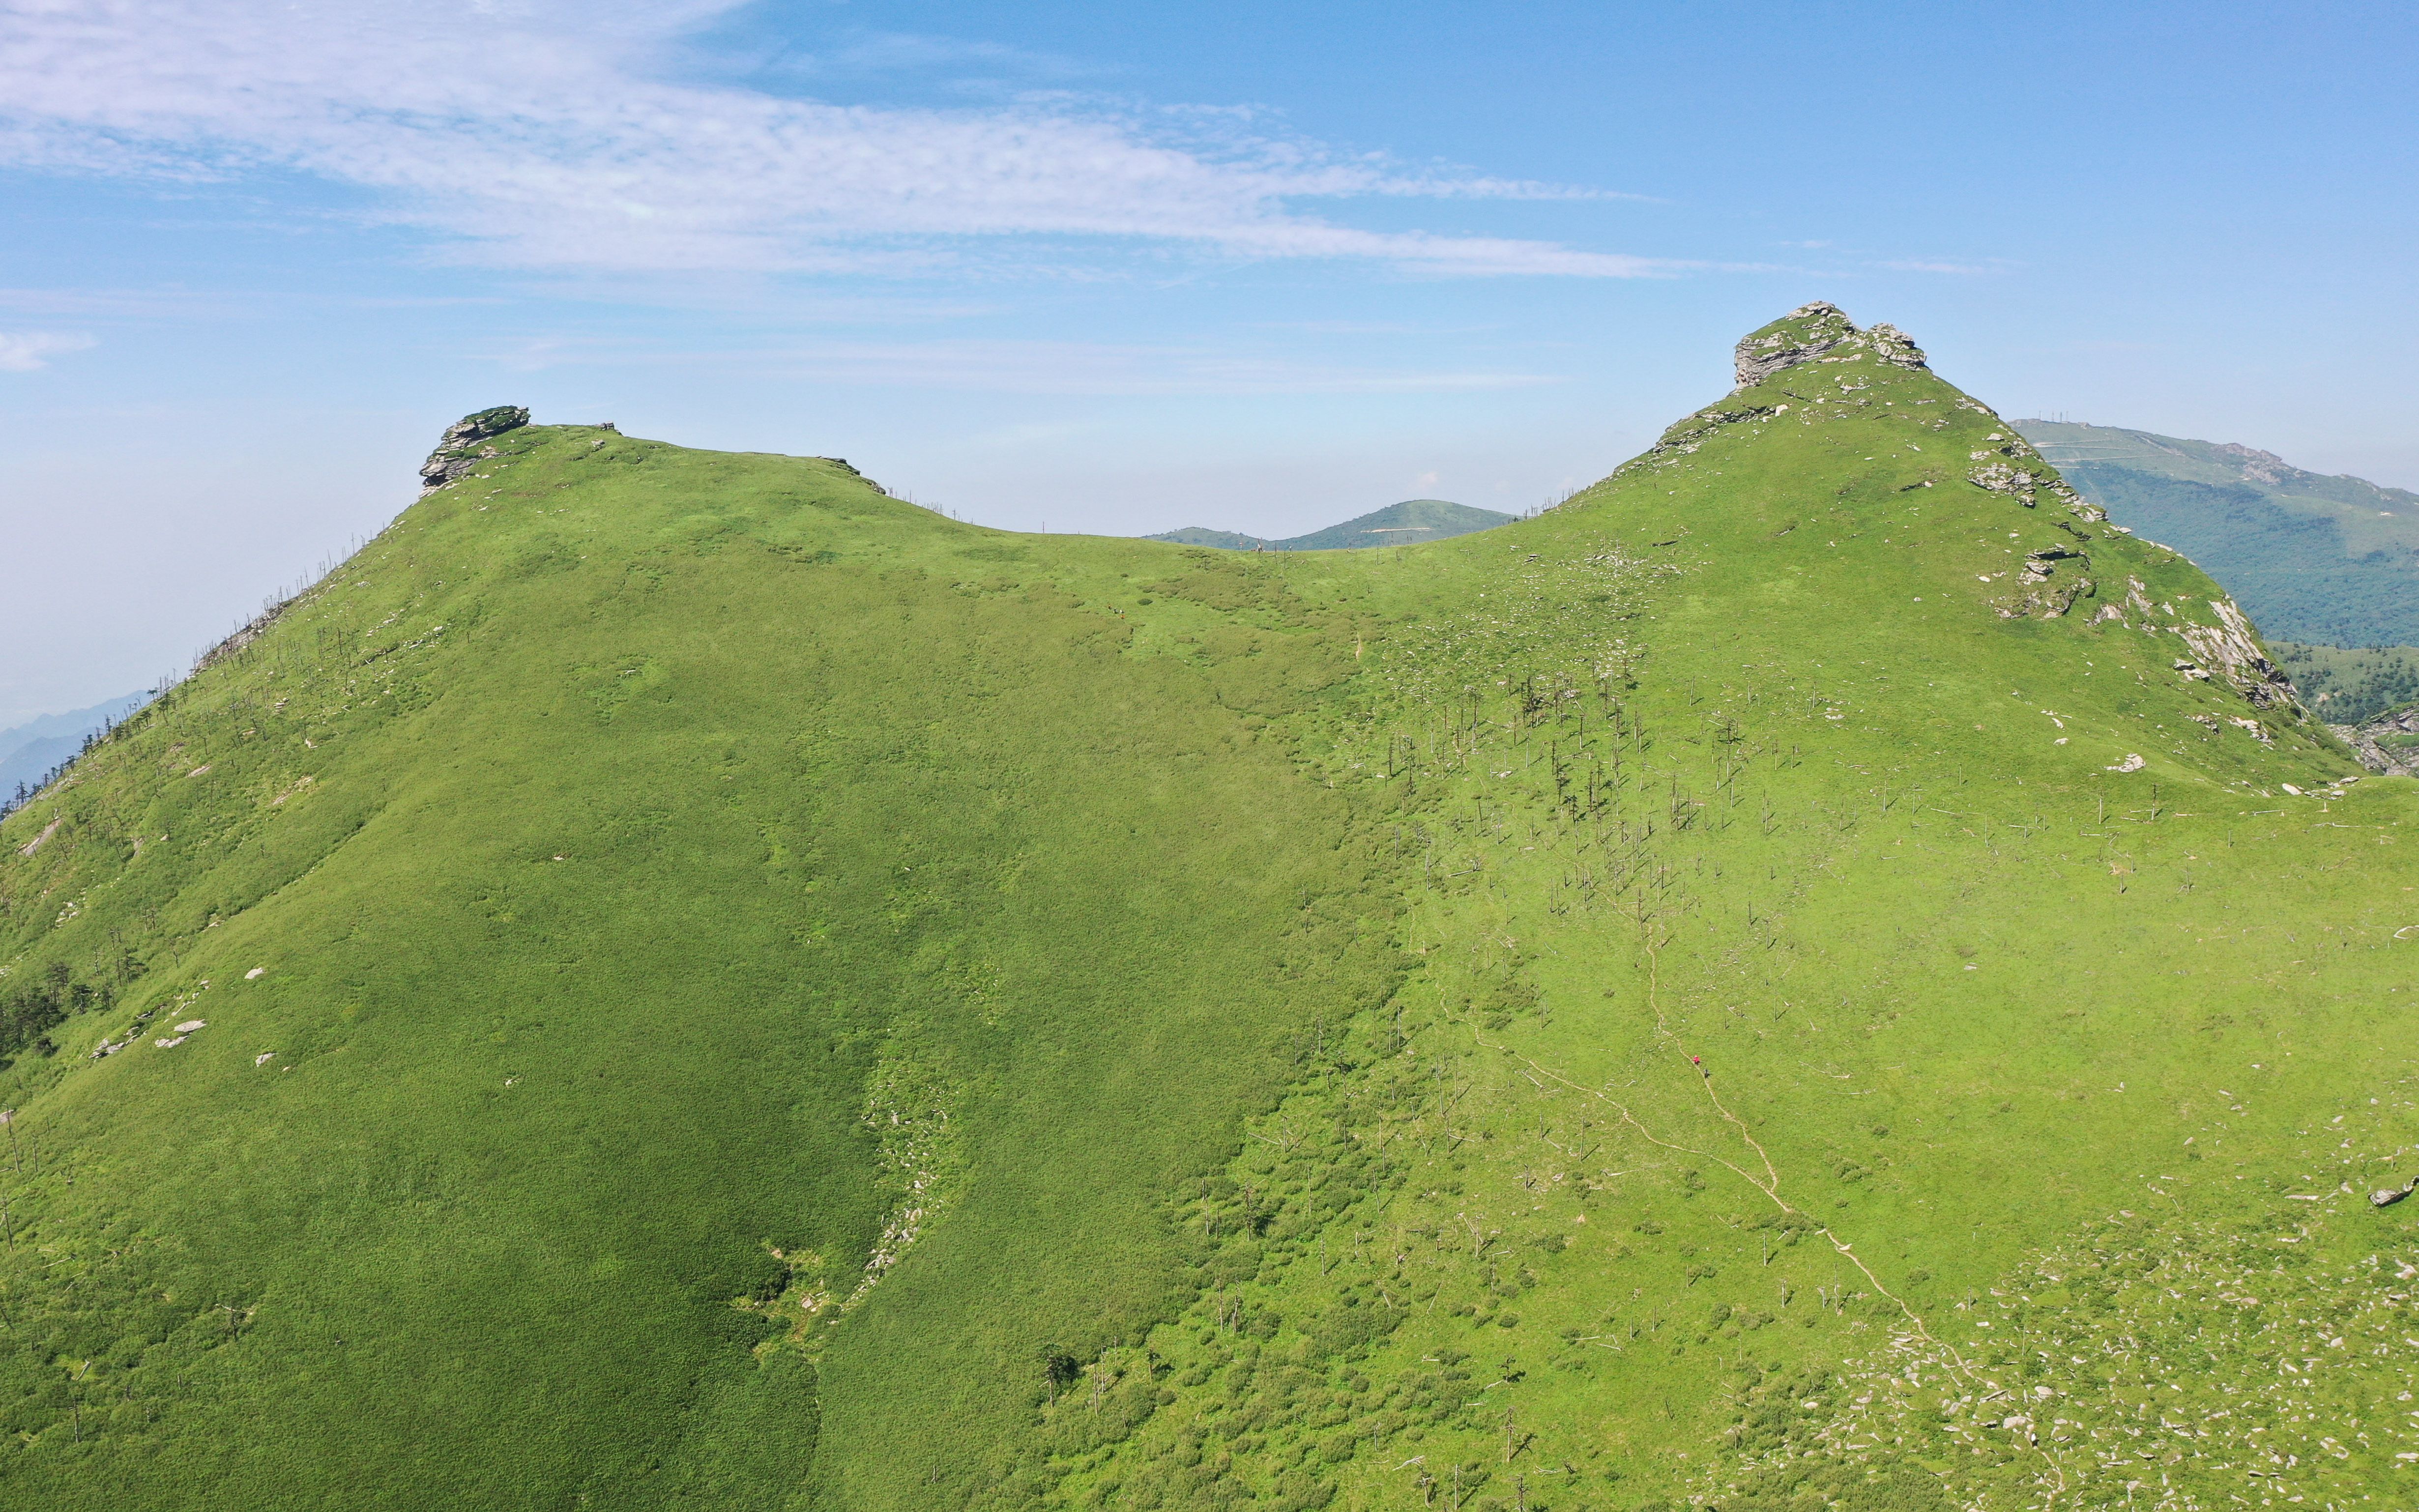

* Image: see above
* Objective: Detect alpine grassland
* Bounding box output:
[0,305,2412,1511]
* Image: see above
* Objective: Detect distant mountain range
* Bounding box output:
[0,692,147,805]
[2014,419,2419,648]
[1146,497,1514,552]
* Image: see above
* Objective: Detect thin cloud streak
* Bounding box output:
[0,0,1666,280]
[0,287,251,317]
[0,331,95,371]
[1877,259,2012,275]
[474,332,1566,395]
[722,29,1106,86]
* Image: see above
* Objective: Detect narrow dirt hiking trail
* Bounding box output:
[1464,934,2077,1500]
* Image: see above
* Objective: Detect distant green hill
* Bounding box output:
[1146,497,1513,552]
[1143,525,1268,550]
[2270,640,2419,724]
[3,306,2413,1512]
[1273,497,1515,549]
[2013,418,2419,646]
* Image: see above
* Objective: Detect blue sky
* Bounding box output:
[3,0,2414,724]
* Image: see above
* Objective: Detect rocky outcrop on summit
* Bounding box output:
[1864,322,1928,371]
[1732,302,1928,387]
[1734,302,1854,386]
[1715,305,2299,724]
[420,406,530,494]
[1727,306,2108,530]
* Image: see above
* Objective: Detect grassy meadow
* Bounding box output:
[0,308,2411,1511]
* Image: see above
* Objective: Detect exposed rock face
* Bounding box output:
[1618,310,1931,476]
[2332,702,2419,776]
[2018,545,2083,584]
[1991,541,2096,620]
[1965,435,2106,521]
[420,405,530,494]
[1731,302,1931,389]
[1731,307,2102,531]
[1733,302,1858,386]
[2071,577,2299,720]
[1720,305,2300,728]
[2212,441,2289,486]
[2174,598,2298,711]
[1864,322,1928,371]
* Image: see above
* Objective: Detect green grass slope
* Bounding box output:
[2,304,2414,1512]
[2015,419,2419,647]
[1146,499,1514,553]
[0,439,1397,1509]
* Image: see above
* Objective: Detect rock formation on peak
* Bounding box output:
[1733,301,1855,386]
[1863,321,1929,371]
[419,405,530,494]
[1733,302,1928,388]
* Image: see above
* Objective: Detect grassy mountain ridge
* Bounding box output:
[0,433,1399,1508]
[1,305,2413,1511]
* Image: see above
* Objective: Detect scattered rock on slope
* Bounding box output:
[2333,701,2419,776]
[2175,597,2300,711]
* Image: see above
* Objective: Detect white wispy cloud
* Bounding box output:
[476,332,1563,395]
[0,0,1663,279]
[0,331,95,371]
[1878,259,2012,276]
[729,29,1104,86]
[0,285,262,318]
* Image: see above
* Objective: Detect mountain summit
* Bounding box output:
[0,310,2405,1512]
[1731,298,1929,386]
